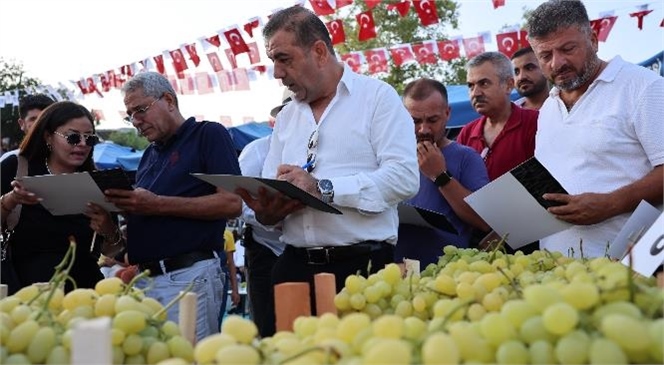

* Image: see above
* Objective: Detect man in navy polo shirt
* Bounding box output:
[104,72,242,340]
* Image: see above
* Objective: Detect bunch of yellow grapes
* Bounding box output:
[180,246,663,365]
[0,277,194,364]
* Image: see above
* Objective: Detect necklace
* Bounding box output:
[45,158,53,174]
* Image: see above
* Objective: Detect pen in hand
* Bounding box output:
[301,160,314,171]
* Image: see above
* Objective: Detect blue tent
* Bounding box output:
[638,51,663,77]
[93,142,144,170]
[228,122,273,151]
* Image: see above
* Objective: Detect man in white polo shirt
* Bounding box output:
[527,0,663,258]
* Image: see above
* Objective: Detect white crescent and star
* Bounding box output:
[419,0,431,14]
[229,33,242,45]
[501,37,514,51]
[359,14,371,28]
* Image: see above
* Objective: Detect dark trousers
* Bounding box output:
[271,242,394,315]
[244,231,279,338]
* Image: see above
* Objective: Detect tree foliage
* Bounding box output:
[327,0,466,94]
[106,130,150,151]
[0,58,43,149]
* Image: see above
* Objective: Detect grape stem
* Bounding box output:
[151,282,195,320]
[34,238,77,321]
[277,345,340,365]
[496,266,521,296]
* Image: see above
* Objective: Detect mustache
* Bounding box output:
[517,80,533,88]
[551,65,574,79]
[416,134,435,143]
[472,96,488,105]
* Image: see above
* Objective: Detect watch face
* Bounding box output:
[319,179,333,192]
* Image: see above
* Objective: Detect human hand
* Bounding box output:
[417,141,446,180]
[7,180,42,206]
[104,187,158,214]
[277,164,318,195]
[236,187,304,225]
[230,290,241,306]
[85,202,116,236]
[544,192,613,225]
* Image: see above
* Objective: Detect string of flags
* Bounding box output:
[5,0,658,106]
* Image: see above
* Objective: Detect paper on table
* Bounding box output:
[608,200,661,259]
[464,158,573,249]
[192,173,342,214]
[18,172,121,215]
[398,203,458,234]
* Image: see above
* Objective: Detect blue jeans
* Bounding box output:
[136,256,225,341]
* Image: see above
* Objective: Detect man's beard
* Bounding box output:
[552,55,600,92]
[518,78,548,97]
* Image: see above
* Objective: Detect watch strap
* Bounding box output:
[434,170,452,187]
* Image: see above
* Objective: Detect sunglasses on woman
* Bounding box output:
[53,131,100,147]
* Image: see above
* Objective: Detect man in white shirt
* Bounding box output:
[237,6,419,301]
[527,0,663,258]
[0,94,55,162]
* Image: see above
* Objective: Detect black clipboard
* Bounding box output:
[398,203,458,234]
[90,168,134,191]
[192,173,342,214]
[509,157,568,209]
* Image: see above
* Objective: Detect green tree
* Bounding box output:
[106,130,150,151]
[326,0,466,94]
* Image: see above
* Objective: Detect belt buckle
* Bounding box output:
[306,247,331,265]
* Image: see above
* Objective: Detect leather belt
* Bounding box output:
[286,241,389,265]
[138,250,216,277]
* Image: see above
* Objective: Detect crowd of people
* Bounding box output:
[1,0,661,340]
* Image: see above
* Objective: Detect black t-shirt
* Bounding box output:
[1,155,103,290]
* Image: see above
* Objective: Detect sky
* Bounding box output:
[1,0,662,126]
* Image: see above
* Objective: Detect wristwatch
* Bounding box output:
[433,170,453,188]
[317,179,334,204]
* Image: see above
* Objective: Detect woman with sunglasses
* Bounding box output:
[0,101,120,293]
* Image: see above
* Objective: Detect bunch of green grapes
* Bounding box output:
[0,254,195,365]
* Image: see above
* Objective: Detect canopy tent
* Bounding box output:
[93,142,144,170]
[228,122,273,151]
[638,51,663,77]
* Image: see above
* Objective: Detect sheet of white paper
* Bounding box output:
[18,173,120,215]
[464,173,572,249]
[609,200,661,259]
[621,212,664,277]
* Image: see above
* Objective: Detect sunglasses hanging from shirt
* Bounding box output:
[303,128,319,173]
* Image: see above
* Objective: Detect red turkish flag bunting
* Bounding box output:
[660,18,664,27]
[462,36,485,59]
[87,77,103,97]
[247,42,261,64]
[357,10,377,41]
[496,31,519,58]
[491,0,505,9]
[184,44,201,67]
[389,45,416,66]
[205,34,221,48]
[341,53,362,73]
[413,0,439,26]
[76,80,89,95]
[326,19,346,45]
[366,0,381,9]
[589,16,617,42]
[309,0,335,16]
[170,49,189,73]
[223,28,250,55]
[387,1,411,17]
[364,48,389,74]
[153,55,166,75]
[412,42,437,65]
[336,0,353,9]
[225,48,238,69]
[179,76,196,95]
[195,73,214,95]
[207,52,224,72]
[519,30,530,49]
[243,17,261,38]
[100,74,111,92]
[630,10,653,30]
[437,40,460,61]
[233,68,251,91]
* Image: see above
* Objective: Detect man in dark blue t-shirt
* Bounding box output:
[397,78,491,268]
[104,72,242,340]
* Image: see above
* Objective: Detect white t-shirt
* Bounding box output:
[536,56,664,258]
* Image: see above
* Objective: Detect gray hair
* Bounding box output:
[526,0,592,39]
[122,71,178,106]
[466,52,514,83]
